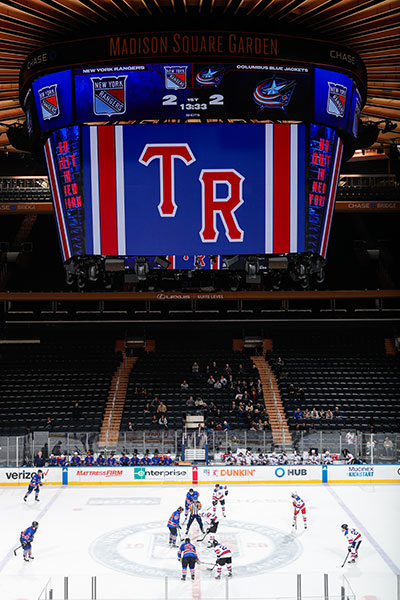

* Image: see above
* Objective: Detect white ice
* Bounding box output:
[0,483,399,600]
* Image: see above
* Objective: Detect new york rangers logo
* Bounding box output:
[38,84,60,120]
[253,78,296,111]
[91,76,127,117]
[195,67,225,87]
[164,67,187,90]
[327,82,347,118]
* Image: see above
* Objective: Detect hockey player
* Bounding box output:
[236,452,247,466]
[293,451,303,465]
[212,484,228,517]
[70,452,81,466]
[186,498,205,535]
[291,492,307,530]
[84,451,95,466]
[322,451,333,465]
[107,453,117,466]
[119,452,130,466]
[20,521,39,562]
[48,454,58,467]
[307,449,320,465]
[184,488,197,522]
[343,449,354,464]
[96,453,106,466]
[164,454,173,466]
[130,453,140,466]
[167,506,183,547]
[211,539,233,578]
[23,470,43,503]
[58,454,68,467]
[341,524,362,563]
[177,538,199,581]
[201,509,219,546]
[269,452,279,465]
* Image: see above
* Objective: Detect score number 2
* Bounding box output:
[162,94,224,106]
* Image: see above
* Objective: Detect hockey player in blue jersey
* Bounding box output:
[70,452,81,466]
[48,454,58,467]
[130,453,140,466]
[167,506,183,547]
[58,454,67,467]
[151,453,161,465]
[85,451,95,466]
[107,453,117,466]
[177,538,199,580]
[164,454,173,466]
[96,453,106,466]
[20,521,39,562]
[119,452,130,466]
[184,488,197,522]
[23,470,43,503]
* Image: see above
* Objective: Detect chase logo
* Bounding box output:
[275,467,285,478]
[38,84,60,120]
[253,78,296,111]
[327,82,347,118]
[164,66,187,90]
[134,467,146,480]
[91,76,127,116]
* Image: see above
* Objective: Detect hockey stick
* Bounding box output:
[13,545,22,556]
[340,550,350,568]
[196,529,210,542]
[199,560,217,570]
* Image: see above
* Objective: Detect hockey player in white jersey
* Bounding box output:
[341,524,362,563]
[201,509,219,547]
[212,484,228,517]
[292,451,303,465]
[211,539,232,578]
[322,451,333,464]
[307,449,320,465]
[291,492,307,530]
[269,452,278,465]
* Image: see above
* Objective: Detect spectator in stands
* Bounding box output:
[150,396,160,412]
[368,419,376,434]
[186,395,195,408]
[140,386,148,399]
[157,401,168,414]
[248,421,257,431]
[384,437,394,457]
[208,401,217,415]
[206,419,216,432]
[256,419,264,431]
[235,387,243,402]
[143,402,151,414]
[72,402,81,424]
[34,451,46,467]
[207,375,216,386]
[275,356,284,375]
[263,419,270,430]
[215,408,223,422]
[224,363,232,376]
[296,386,305,402]
[237,363,245,375]
[127,421,135,431]
[192,361,200,377]
[229,400,238,414]
[158,415,168,429]
[181,380,189,391]
[333,406,342,419]
[311,408,320,419]
[44,416,53,431]
[204,365,211,378]
[151,414,158,428]
[194,396,204,409]
[220,375,227,387]
[222,420,230,431]
[214,379,222,390]
[293,408,303,419]
[289,384,295,398]
[325,409,333,420]
[228,374,235,390]
[211,361,218,375]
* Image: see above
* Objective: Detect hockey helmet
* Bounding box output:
[341,524,348,531]
[37,469,43,474]
[193,491,199,498]
[189,488,194,493]
[32,521,39,528]
[291,492,297,498]
[212,539,219,547]
[215,484,220,489]
[178,507,184,512]
[185,537,191,543]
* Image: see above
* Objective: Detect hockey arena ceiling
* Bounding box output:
[0,0,399,154]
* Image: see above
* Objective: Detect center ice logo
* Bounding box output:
[90,520,302,578]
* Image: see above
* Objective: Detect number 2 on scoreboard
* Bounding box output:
[209,94,224,105]
[162,95,178,106]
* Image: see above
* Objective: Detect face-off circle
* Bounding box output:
[90,519,302,578]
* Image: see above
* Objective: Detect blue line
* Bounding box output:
[0,486,64,573]
[327,484,400,576]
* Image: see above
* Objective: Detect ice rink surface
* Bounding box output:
[0,482,399,600]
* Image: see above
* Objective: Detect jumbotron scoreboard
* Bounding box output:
[20,29,367,273]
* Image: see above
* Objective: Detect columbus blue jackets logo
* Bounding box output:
[253,78,296,111]
[38,84,60,120]
[327,82,347,118]
[91,76,127,117]
[164,67,187,90]
[195,67,225,87]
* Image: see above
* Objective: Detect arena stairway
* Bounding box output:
[251,356,292,448]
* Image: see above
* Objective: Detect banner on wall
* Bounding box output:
[0,467,62,485]
[67,466,191,484]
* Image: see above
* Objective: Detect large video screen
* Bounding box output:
[28,63,359,141]
[44,123,342,262]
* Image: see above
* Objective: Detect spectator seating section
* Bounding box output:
[270,332,400,432]
[0,342,121,435]
[121,343,262,430]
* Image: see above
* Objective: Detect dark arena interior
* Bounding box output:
[0,2,399,599]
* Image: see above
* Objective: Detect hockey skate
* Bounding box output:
[24,557,29,562]
[29,555,34,560]
[35,498,40,502]
[181,576,186,581]
[228,572,232,577]
[191,575,195,580]
[23,496,27,502]
[348,558,356,564]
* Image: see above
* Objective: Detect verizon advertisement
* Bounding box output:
[0,467,62,486]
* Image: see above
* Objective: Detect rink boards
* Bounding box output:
[1,464,399,485]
